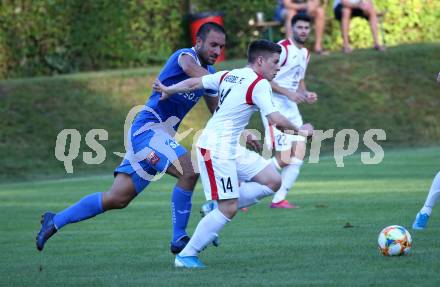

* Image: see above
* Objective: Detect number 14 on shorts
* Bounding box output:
[220,177,233,193]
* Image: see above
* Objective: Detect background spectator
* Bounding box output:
[275,0,327,54]
[333,0,385,53]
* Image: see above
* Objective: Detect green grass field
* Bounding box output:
[1,147,439,286]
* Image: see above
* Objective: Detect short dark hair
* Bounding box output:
[196,22,226,40]
[247,39,282,63]
[291,14,312,27]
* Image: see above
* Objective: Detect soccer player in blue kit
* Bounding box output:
[36,22,226,254]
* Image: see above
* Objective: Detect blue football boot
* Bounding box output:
[36,212,57,251]
[412,212,430,230]
[174,255,206,269]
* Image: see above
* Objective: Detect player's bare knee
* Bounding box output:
[278,160,289,169]
[218,199,238,219]
[223,206,238,219]
[104,192,131,209]
[103,185,135,210]
[273,179,282,192]
[176,155,197,181]
[276,151,292,168]
[179,168,198,188]
[119,193,134,208]
[267,176,282,192]
[103,174,136,210]
[114,199,130,209]
[184,169,198,183]
[174,165,198,191]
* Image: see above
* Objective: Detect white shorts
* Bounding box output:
[261,102,305,151]
[265,124,306,151]
[196,146,271,201]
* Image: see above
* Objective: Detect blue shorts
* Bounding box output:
[114,127,187,193]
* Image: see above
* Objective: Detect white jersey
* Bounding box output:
[260,39,309,150]
[197,67,277,159]
[272,38,310,112]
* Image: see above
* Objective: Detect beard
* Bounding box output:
[293,34,307,45]
[196,46,209,65]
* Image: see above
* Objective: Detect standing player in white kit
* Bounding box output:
[411,73,440,230]
[262,14,319,209]
[154,39,314,268]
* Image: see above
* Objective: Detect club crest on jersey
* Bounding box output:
[146,151,160,165]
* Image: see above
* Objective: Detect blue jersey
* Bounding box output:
[116,47,216,192]
[133,47,216,132]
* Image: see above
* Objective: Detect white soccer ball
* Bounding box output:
[348,0,362,4]
[378,225,412,256]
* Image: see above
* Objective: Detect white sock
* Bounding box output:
[179,208,230,257]
[420,171,440,216]
[238,182,275,209]
[272,158,303,203]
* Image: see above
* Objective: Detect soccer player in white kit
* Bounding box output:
[412,171,440,230]
[154,40,314,268]
[412,76,440,230]
[261,14,318,209]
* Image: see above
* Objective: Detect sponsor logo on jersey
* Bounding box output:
[180,91,201,103]
[166,139,179,149]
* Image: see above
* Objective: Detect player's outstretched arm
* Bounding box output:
[267,111,314,137]
[153,78,204,101]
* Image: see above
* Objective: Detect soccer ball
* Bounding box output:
[378,225,412,256]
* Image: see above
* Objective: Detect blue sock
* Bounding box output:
[53,192,104,230]
[171,185,193,242]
